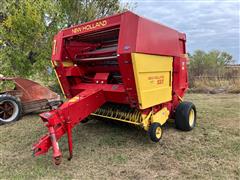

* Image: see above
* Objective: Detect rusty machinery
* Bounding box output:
[0,77,60,124]
[32,11,197,165]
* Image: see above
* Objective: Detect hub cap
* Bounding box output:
[156,126,162,139]
[0,100,18,122]
[189,109,195,127]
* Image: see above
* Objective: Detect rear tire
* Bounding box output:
[175,101,196,131]
[0,94,22,125]
[148,122,163,142]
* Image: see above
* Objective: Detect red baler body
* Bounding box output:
[32,11,189,164]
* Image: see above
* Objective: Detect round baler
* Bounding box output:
[32,11,196,165]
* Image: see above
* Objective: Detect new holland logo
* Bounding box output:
[72,20,107,34]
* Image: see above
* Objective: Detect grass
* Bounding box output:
[0,93,239,179]
[190,77,240,94]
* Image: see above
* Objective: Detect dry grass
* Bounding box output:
[0,94,240,179]
[190,77,240,94]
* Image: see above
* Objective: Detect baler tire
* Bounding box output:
[81,117,90,123]
[148,122,163,142]
[175,101,196,131]
[0,94,22,125]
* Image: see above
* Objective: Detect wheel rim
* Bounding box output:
[0,100,18,122]
[155,126,162,139]
[189,109,195,127]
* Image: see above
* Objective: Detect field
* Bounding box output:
[0,93,239,179]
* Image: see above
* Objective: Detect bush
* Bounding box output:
[188,50,239,93]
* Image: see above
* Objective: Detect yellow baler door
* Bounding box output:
[131,53,173,109]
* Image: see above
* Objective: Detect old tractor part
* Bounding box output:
[0,94,22,124]
[0,77,60,124]
[32,11,197,165]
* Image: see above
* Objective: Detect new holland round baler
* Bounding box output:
[32,11,196,165]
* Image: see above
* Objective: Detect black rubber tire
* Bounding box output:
[81,115,93,124]
[81,117,90,123]
[175,101,196,131]
[0,94,22,125]
[148,122,163,142]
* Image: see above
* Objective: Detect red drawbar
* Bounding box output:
[32,89,106,161]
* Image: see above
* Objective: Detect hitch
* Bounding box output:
[32,89,105,165]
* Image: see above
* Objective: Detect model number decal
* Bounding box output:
[72,20,107,34]
[148,76,164,85]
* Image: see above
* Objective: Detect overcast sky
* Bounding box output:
[123,0,239,63]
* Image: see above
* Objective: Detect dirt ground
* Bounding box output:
[0,93,239,179]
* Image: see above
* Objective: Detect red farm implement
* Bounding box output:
[0,77,60,124]
[32,11,196,165]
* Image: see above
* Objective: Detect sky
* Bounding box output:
[123,0,240,63]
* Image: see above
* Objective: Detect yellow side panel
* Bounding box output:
[131,53,173,109]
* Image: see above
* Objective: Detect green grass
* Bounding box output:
[0,94,239,179]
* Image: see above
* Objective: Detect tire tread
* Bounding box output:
[175,101,196,131]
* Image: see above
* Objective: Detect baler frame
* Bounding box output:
[32,11,196,165]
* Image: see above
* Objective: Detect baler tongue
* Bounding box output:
[32,89,106,165]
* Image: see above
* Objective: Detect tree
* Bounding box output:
[0,0,60,80]
[58,0,128,27]
[189,49,234,77]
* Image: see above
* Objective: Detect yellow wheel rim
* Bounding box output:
[156,126,162,139]
[189,109,195,127]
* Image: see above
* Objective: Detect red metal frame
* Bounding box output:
[33,89,106,159]
[0,77,60,114]
[32,11,188,164]
[0,77,59,102]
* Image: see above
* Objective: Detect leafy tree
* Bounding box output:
[0,0,60,80]
[59,0,126,27]
[189,49,234,77]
